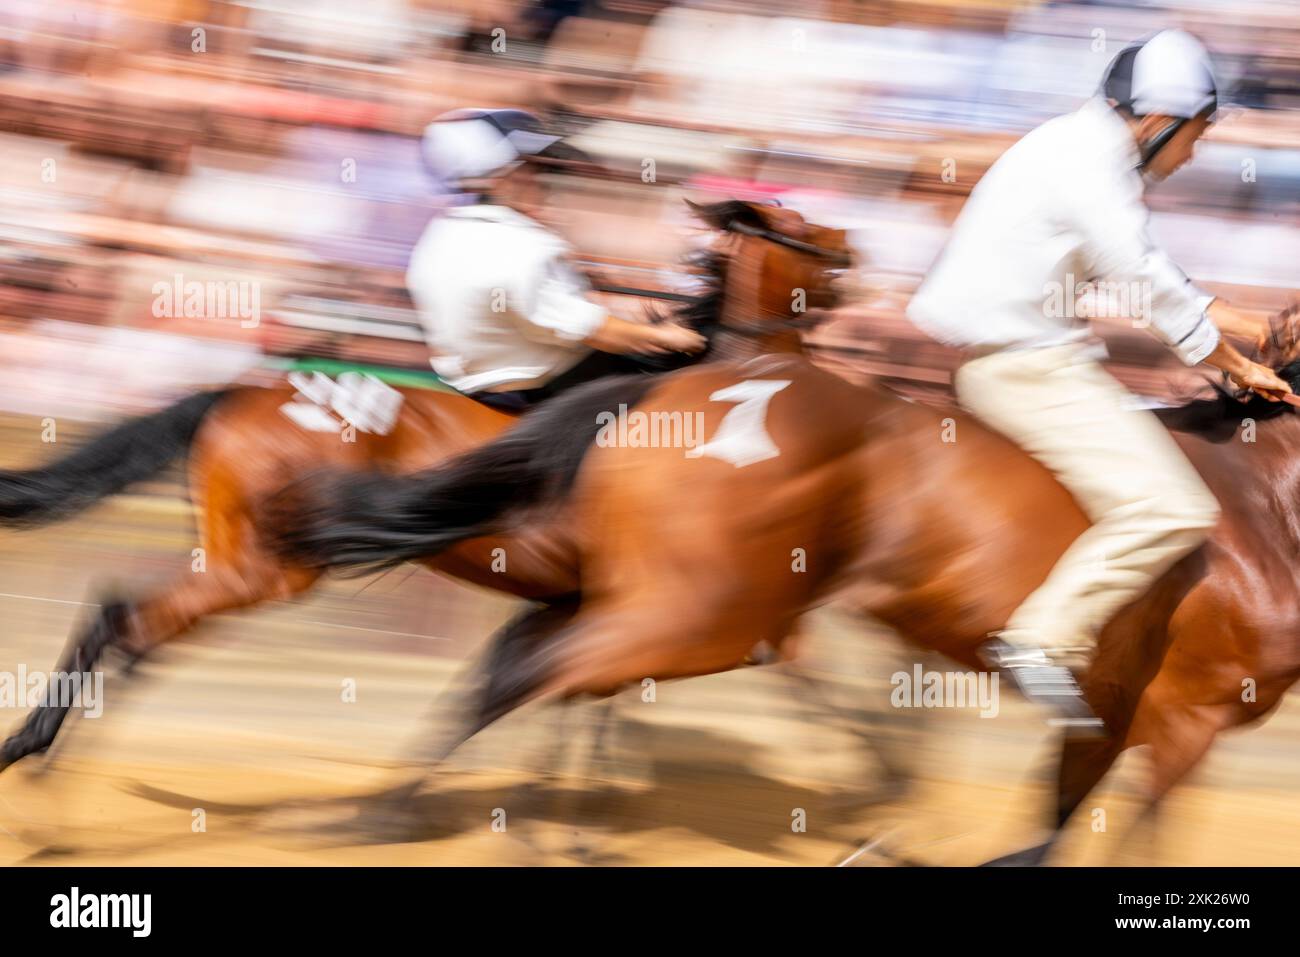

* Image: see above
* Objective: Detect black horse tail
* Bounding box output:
[0,389,233,526]
[266,375,660,571]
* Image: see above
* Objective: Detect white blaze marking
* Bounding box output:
[686,379,791,468]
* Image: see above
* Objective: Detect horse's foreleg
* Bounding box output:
[400,598,582,776]
[361,601,576,788]
[343,600,580,846]
[1115,686,1240,865]
[977,725,1129,867]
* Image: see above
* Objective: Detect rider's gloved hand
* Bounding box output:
[649,323,707,355]
[1229,358,1293,401]
[586,315,706,356]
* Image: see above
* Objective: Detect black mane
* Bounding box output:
[636,198,804,372]
[1155,359,1300,442]
[634,247,727,373]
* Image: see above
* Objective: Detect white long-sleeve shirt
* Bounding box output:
[907,97,1219,366]
[407,204,607,393]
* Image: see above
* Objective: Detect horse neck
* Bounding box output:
[1263,416,1300,545]
[1199,411,1300,524]
[709,287,806,362]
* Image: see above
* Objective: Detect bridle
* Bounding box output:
[728,220,853,267]
[592,213,853,343]
[716,219,852,341]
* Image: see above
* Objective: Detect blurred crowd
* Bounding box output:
[0,0,1296,417]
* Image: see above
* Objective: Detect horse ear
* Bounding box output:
[683,199,716,227]
[750,202,811,238]
[684,199,767,233]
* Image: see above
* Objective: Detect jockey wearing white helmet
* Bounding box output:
[907,29,1291,734]
[408,109,703,409]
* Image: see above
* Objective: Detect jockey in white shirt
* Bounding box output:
[907,29,1292,732]
[409,109,704,410]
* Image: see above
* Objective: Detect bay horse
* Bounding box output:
[0,199,853,774]
[264,303,1300,863]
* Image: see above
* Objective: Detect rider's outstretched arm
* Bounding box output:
[1075,169,1219,365]
[521,257,704,357]
[1073,166,1289,399]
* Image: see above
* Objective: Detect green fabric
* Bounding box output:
[266,357,459,393]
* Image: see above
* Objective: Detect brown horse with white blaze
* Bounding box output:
[267,304,1300,863]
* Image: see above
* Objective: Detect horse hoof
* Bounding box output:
[0,736,28,771]
[979,842,1054,867]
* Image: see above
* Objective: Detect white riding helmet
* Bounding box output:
[1102,29,1218,119]
[1100,29,1218,164]
[1131,29,1217,118]
[421,109,563,184]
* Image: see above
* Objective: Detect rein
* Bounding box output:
[589,282,699,304]
[728,221,853,266]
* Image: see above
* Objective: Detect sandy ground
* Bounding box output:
[0,418,1297,867]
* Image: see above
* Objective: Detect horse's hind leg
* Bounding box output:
[420,595,755,779]
[533,695,625,863]
[396,598,581,776]
[346,593,767,852]
[0,599,132,770]
[345,600,581,844]
[0,561,318,773]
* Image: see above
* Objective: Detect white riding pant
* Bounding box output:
[954,342,1220,664]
